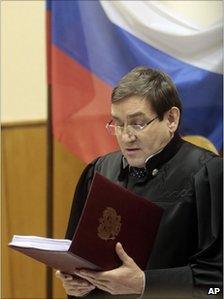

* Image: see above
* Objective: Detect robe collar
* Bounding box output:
[119,132,183,181]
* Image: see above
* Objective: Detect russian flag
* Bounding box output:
[47,1,222,163]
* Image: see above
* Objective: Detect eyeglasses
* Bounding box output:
[106,116,159,136]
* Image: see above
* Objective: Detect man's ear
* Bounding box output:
[166,107,180,133]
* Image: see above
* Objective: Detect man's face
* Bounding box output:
[111,96,174,168]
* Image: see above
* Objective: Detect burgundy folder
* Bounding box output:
[9,172,163,273]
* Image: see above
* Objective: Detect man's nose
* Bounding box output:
[120,130,137,142]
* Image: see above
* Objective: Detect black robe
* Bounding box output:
[66,135,222,299]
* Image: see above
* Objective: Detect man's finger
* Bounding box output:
[55,270,73,281]
[74,270,108,282]
[74,273,97,285]
[93,283,112,294]
[74,272,110,291]
[115,242,132,264]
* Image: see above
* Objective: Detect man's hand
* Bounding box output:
[55,270,95,297]
[74,243,144,296]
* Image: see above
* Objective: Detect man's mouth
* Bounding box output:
[125,148,141,155]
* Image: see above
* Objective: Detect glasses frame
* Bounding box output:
[106,116,159,136]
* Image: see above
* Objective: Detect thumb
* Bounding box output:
[115,242,131,265]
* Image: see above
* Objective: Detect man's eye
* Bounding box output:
[130,119,146,126]
[131,122,145,126]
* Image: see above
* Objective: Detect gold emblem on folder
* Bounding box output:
[97,207,121,241]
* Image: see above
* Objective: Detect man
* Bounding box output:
[56,67,222,298]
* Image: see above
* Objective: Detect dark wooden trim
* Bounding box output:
[1,120,46,129]
[46,84,53,299]
[47,87,53,240]
[46,2,53,297]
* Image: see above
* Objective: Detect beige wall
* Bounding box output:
[1,0,222,123]
[1,1,47,122]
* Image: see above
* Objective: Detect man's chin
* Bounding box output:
[126,158,146,168]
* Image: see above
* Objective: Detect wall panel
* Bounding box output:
[2,122,86,298]
[2,123,47,298]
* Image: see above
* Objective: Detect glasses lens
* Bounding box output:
[107,123,141,135]
[106,124,116,135]
[129,125,141,133]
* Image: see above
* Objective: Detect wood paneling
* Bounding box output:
[2,122,86,298]
[2,124,47,298]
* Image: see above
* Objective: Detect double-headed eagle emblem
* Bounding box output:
[97,207,121,241]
